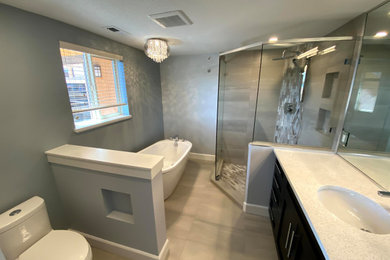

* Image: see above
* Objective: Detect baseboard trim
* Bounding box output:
[75,230,169,260]
[189,152,215,162]
[243,202,269,217]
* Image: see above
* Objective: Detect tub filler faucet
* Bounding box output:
[378,191,390,197]
[171,136,179,146]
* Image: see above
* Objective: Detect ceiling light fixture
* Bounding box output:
[374,31,388,38]
[269,36,278,43]
[144,38,170,63]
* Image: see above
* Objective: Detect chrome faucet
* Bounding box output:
[172,136,179,146]
[378,191,390,197]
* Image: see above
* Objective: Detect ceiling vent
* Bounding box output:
[106,26,121,32]
[149,10,193,28]
[104,26,131,36]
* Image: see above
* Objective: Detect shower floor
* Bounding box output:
[213,162,247,205]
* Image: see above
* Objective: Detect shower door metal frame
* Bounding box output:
[214,55,224,180]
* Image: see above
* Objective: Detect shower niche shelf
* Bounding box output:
[316,108,332,135]
[316,70,341,135]
[102,189,134,224]
[321,72,339,99]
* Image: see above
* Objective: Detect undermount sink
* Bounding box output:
[318,185,390,234]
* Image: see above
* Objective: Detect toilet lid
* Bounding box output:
[19,230,92,260]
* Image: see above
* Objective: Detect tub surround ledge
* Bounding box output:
[45,144,164,180]
[272,147,390,260]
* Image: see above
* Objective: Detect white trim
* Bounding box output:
[188,152,215,162]
[76,230,169,260]
[59,41,123,60]
[74,115,132,133]
[243,202,269,217]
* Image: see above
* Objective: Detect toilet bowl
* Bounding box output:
[0,196,92,260]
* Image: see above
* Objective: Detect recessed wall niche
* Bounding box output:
[322,72,339,98]
[316,108,332,134]
[101,189,134,224]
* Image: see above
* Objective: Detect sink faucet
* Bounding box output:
[378,191,390,197]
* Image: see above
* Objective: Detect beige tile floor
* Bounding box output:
[93,160,278,260]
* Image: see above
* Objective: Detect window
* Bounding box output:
[94,65,102,77]
[354,72,381,113]
[59,42,130,132]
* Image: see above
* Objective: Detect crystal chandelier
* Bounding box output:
[144,38,170,63]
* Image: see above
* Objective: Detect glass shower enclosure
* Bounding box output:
[215,37,359,204]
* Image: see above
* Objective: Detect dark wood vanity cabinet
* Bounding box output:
[269,160,324,260]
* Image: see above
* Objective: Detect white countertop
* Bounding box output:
[45,144,164,180]
[273,148,390,260]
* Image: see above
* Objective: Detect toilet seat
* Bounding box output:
[18,230,92,260]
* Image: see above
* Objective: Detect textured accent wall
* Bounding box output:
[160,54,218,155]
[0,4,164,228]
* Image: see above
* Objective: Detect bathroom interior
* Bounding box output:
[0,0,390,260]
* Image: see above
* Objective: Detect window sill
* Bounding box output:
[74,115,132,133]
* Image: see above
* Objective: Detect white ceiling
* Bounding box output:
[0,0,384,55]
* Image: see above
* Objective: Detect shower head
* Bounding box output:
[272,49,308,73]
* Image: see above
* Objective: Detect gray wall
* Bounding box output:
[52,165,166,255]
[245,145,275,207]
[0,4,164,228]
[254,39,359,150]
[160,54,218,155]
[298,39,356,148]
[254,49,285,142]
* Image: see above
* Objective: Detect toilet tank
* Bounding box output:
[0,196,52,260]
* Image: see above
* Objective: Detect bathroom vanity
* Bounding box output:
[265,148,390,260]
[269,159,324,259]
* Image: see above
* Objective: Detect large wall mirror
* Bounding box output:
[338,1,390,190]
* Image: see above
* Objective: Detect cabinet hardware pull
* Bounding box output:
[272,189,278,204]
[287,230,296,258]
[273,176,280,190]
[285,222,292,249]
[269,209,274,222]
[276,164,282,176]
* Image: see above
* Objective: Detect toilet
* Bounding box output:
[0,196,92,260]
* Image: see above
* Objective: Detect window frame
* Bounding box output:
[59,41,131,133]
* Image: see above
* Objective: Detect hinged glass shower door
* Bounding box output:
[215,46,262,203]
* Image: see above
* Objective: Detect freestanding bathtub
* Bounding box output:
[138,139,192,199]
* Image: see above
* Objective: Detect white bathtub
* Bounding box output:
[138,139,192,199]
